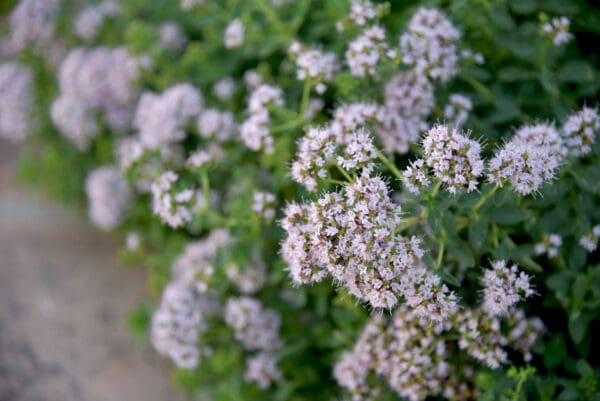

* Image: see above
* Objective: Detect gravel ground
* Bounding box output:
[0,142,186,401]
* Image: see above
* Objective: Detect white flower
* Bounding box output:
[534,233,562,258]
[213,76,236,101]
[0,62,35,143]
[240,110,273,153]
[2,0,61,55]
[135,83,203,149]
[227,256,267,295]
[348,0,379,26]
[346,25,389,77]
[243,69,262,88]
[150,171,200,228]
[151,281,204,369]
[197,108,236,142]
[487,123,564,195]
[579,225,600,253]
[125,232,141,251]
[52,47,148,148]
[245,352,282,389]
[562,106,600,156]
[444,94,473,127]
[75,1,120,42]
[240,84,284,154]
[180,0,205,10]
[542,16,573,46]
[384,70,434,118]
[224,18,244,48]
[399,8,461,82]
[481,260,533,316]
[85,166,132,231]
[187,144,224,168]
[247,84,284,114]
[422,124,484,194]
[289,41,339,84]
[252,191,277,222]
[402,158,430,194]
[224,297,281,351]
[159,21,188,51]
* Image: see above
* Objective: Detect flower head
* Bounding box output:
[422,124,484,194]
[481,260,533,316]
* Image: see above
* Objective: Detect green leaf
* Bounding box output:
[488,206,529,225]
[439,270,461,287]
[497,66,536,82]
[469,217,489,252]
[557,61,596,83]
[568,314,587,344]
[447,238,475,268]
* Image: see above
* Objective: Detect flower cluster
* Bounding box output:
[180,0,204,10]
[226,256,267,295]
[282,172,458,316]
[579,225,600,253]
[376,70,433,153]
[159,21,188,52]
[172,230,233,292]
[224,297,282,388]
[542,16,573,46]
[85,166,132,231]
[151,171,203,228]
[289,41,339,93]
[240,84,284,154]
[399,8,460,82]
[457,307,543,369]
[75,1,120,42]
[135,83,203,150]
[151,280,208,369]
[252,191,276,222]
[151,230,230,369]
[488,123,565,195]
[291,103,383,191]
[562,106,600,156]
[534,233,562,258]
[0,62,34,142]
[197,108,236,142]
[0,0,60,56]
[402,158,430,194]
[51,47,148,149]
[224,18,244,49]
[335,303,543,401]
[348,0,380,27]
[444,94,473,127]
[345,25,391,77]
[420,124,484,194]
[481,260,534,316]
[212,77,236,101]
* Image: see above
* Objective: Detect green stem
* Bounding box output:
[270,118,304,134]
[430,180,442,199]
[254,0,287,35]
[298,80,312,117]
[472,185,499,214]
[398,208,428,233]
[270,82,311,134]
[327,178,347,186]
[200,170,210,210]
[435,238,446,270]
[335,164,353,182]
[376,149,403,180]
[465,76,494,102]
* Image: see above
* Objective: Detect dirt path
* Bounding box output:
[0,142,187,401]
